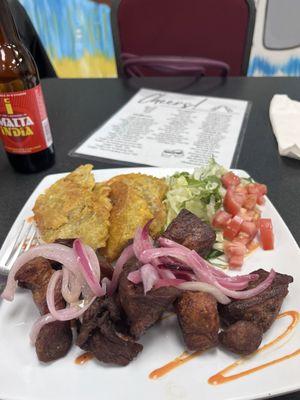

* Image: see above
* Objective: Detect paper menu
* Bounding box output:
[72,88,250,168]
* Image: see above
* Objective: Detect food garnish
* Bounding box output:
[165,158,226,226]
[259,218,274,250]
[165,160,274,269]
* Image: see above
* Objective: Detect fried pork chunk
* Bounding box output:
[36,321,73,363]
[118,260,179,338]
[77,296,142,366]
[33,164,112,249]
[176,291,220,351]
[219,321,263,355]
[162,209,216,257]
[218,269,293,332]
[16,257,54,314]
[15,257,72,362]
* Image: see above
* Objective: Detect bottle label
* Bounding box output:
[0,84,53,154]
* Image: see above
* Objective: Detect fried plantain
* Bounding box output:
[33,165,112,249]
[103,181,153,261]
[107,173,167,237]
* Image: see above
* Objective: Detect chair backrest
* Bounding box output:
[111,0,256,77]
[8,0,56,78]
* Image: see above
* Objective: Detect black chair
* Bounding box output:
[7,0,56,78]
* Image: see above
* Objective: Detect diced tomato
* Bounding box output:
[224,189,242,215]
[223,215,243,240]
[233,190,246,206]
[247,183,258,195]
[247,240,260,252]
[257,183,267,196]
[233,232,251,245]
[246,183,267,206]
[259,218,274,250]
[224,241,247,269]
[234,185,248,196]
[239,207,261,222]
[240,221,258,238]
[253,210,261,221]
[243,194,257,210]
[229,255,244,268]
[212,210,231,229]
[224,240,247,257]
[247,183,267,197]
[239,207,252,221]
[257,196,265,205]
[221,172,240,188]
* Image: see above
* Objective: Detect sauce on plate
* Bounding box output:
[149,351,202,380]
[149,311,300,383]
[75,351,94,365]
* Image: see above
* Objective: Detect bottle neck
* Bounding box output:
[0,0,20,43]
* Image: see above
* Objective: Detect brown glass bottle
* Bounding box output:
[0,0,55,173]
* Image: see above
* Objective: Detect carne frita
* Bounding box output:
[219,321,263,355]
[176,291,219,351]
[118,260,179,338]
[15,257,73,362]
[162,209,216,257]
[77,296,142,366]
[54,238,114,279]
[218,269,293,332]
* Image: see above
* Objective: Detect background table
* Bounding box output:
[0,77,299,400]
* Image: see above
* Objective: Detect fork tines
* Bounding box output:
[0,220,37,275]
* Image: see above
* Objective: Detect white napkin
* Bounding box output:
[269,94,300,159]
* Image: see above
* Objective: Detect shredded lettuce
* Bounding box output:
[164,159,228,263]
[164,159,227,226]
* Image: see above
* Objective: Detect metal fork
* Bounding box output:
[0,221,37,292]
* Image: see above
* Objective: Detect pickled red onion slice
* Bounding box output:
[158,268,176,280]
[108,244,135,295]
[177,281,231,304]
[73,239,105,297]
[46,269,97,321]
[127,270,142,284]
[133,220,154,259]
[61,268,82,304]
[154,278,186,289]
[138,241,275,300]
[213,269,276,299]
[1,244,81,301]
[140,264,160,294]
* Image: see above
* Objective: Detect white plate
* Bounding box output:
[0,167,300,400]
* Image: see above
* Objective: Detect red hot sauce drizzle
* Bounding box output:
[149,351,203,380]
[148,311,300,383]
[74,311,300,380]
[75,351,94,365]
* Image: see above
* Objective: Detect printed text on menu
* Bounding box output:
[74,88,250,168]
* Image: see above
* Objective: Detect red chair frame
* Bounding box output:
[111,0,256,77]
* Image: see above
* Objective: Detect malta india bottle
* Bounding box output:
[0,0,55,173]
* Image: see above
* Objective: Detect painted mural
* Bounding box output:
[248,0,300,76]
[20,0,117,78]
[20,0,300,78]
